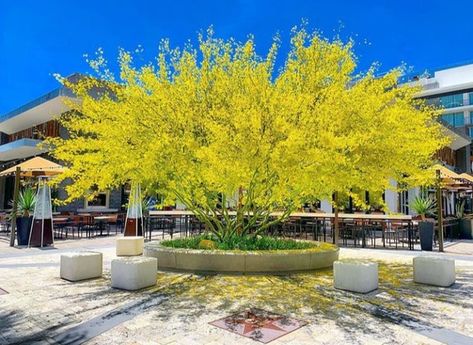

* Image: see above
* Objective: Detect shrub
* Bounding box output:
[161,235,335,251]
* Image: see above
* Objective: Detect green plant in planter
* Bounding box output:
[411,195,436,220]
[453,199,466,239]
[17,187,37,217]
[9,187,37,218]
[9,187,37,246]
[455,200,465,220]
[162,235,321,251]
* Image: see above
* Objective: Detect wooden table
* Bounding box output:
[94,216,112,236]
[53,217,69,223]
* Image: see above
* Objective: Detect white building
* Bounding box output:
[321,63,473,216]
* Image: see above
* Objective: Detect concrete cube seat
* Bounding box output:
[111,257,157,291]
[413,256,455,287]
[60,251,103,281]
[116,236,144,256]
[333,260,378,293]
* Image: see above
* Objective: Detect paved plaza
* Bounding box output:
[1,236,473,345]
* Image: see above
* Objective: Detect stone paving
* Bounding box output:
[0,237,472,345]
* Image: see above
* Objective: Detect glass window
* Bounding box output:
[470,111,473,124]
[469,127,473,138]
[469,92,473,106]
[87,193,108,207]
[440,93,464,108]
[441,112,464,127]
[85,185,109,208]
[425,97,439,106]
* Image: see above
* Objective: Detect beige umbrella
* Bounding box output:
[459,173,473,184]
[0,156,65,177]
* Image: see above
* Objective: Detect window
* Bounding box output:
[425,97,440,107]
[470,93,473,106]
[470,111,473,125]
[85,186,109,208]
[469,127,473,138]
[442,112,464,127]
[440,93,463,108]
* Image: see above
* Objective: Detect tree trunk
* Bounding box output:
[334,192,339,245]
[236,186,244,235]
[436,169,444,252]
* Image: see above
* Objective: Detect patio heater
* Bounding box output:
[124,183,144,236]
[28,176,54,247]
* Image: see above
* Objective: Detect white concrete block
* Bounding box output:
[116,236,144,256]
[333,260,378,293]
[111,257,157,290]
[413,256,455,287]
[60,251,102,281]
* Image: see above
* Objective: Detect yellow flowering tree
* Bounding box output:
[47,28,447,240]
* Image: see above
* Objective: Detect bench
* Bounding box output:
[116,236,144,256]
[333,260,378,293]
[111,256,157,290]
[60,251,103,281]
[413,256,455,287]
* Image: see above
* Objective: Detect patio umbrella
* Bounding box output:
[431,164,467,252]
[432,164,461,183]
[459,173,473,184]
[0,156,65,177]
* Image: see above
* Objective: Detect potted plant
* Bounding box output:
[458,200,473,239]
[12,187,37,246]
[453,200,465,239]
[411,194,436,251]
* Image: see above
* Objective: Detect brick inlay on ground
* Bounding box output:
[209,308,307,343]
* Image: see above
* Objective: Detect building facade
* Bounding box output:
[396,63,473,216]
[320,63,473,216]
[0,79,127,212]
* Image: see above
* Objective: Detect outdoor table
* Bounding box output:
[94,216,113,236]
[53,217,69,222]
[52,217,71,239]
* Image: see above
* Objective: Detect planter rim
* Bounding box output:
[144,240,340,273]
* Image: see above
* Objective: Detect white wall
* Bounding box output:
[384,179,398,213]
[434,64,473,87]
[320,199,332,213]
[408,187,421,216]
[384,189,398,214]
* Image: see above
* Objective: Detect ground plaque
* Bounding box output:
[209,308,307,343]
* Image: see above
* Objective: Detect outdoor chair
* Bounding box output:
[147,216,175,240]
[281,218,300,238]
[147,216,163,240]
[0,214,11,234]
[189,216,205,236]
[80,216,99,238]
[104,214,119,234]
[53,218,70,239]
[300,217,318,241]
[382,221,409,249]
[340,220,358,246]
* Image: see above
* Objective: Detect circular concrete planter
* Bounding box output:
[144,241,339,273]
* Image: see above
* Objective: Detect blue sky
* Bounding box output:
[1,0,473,115]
